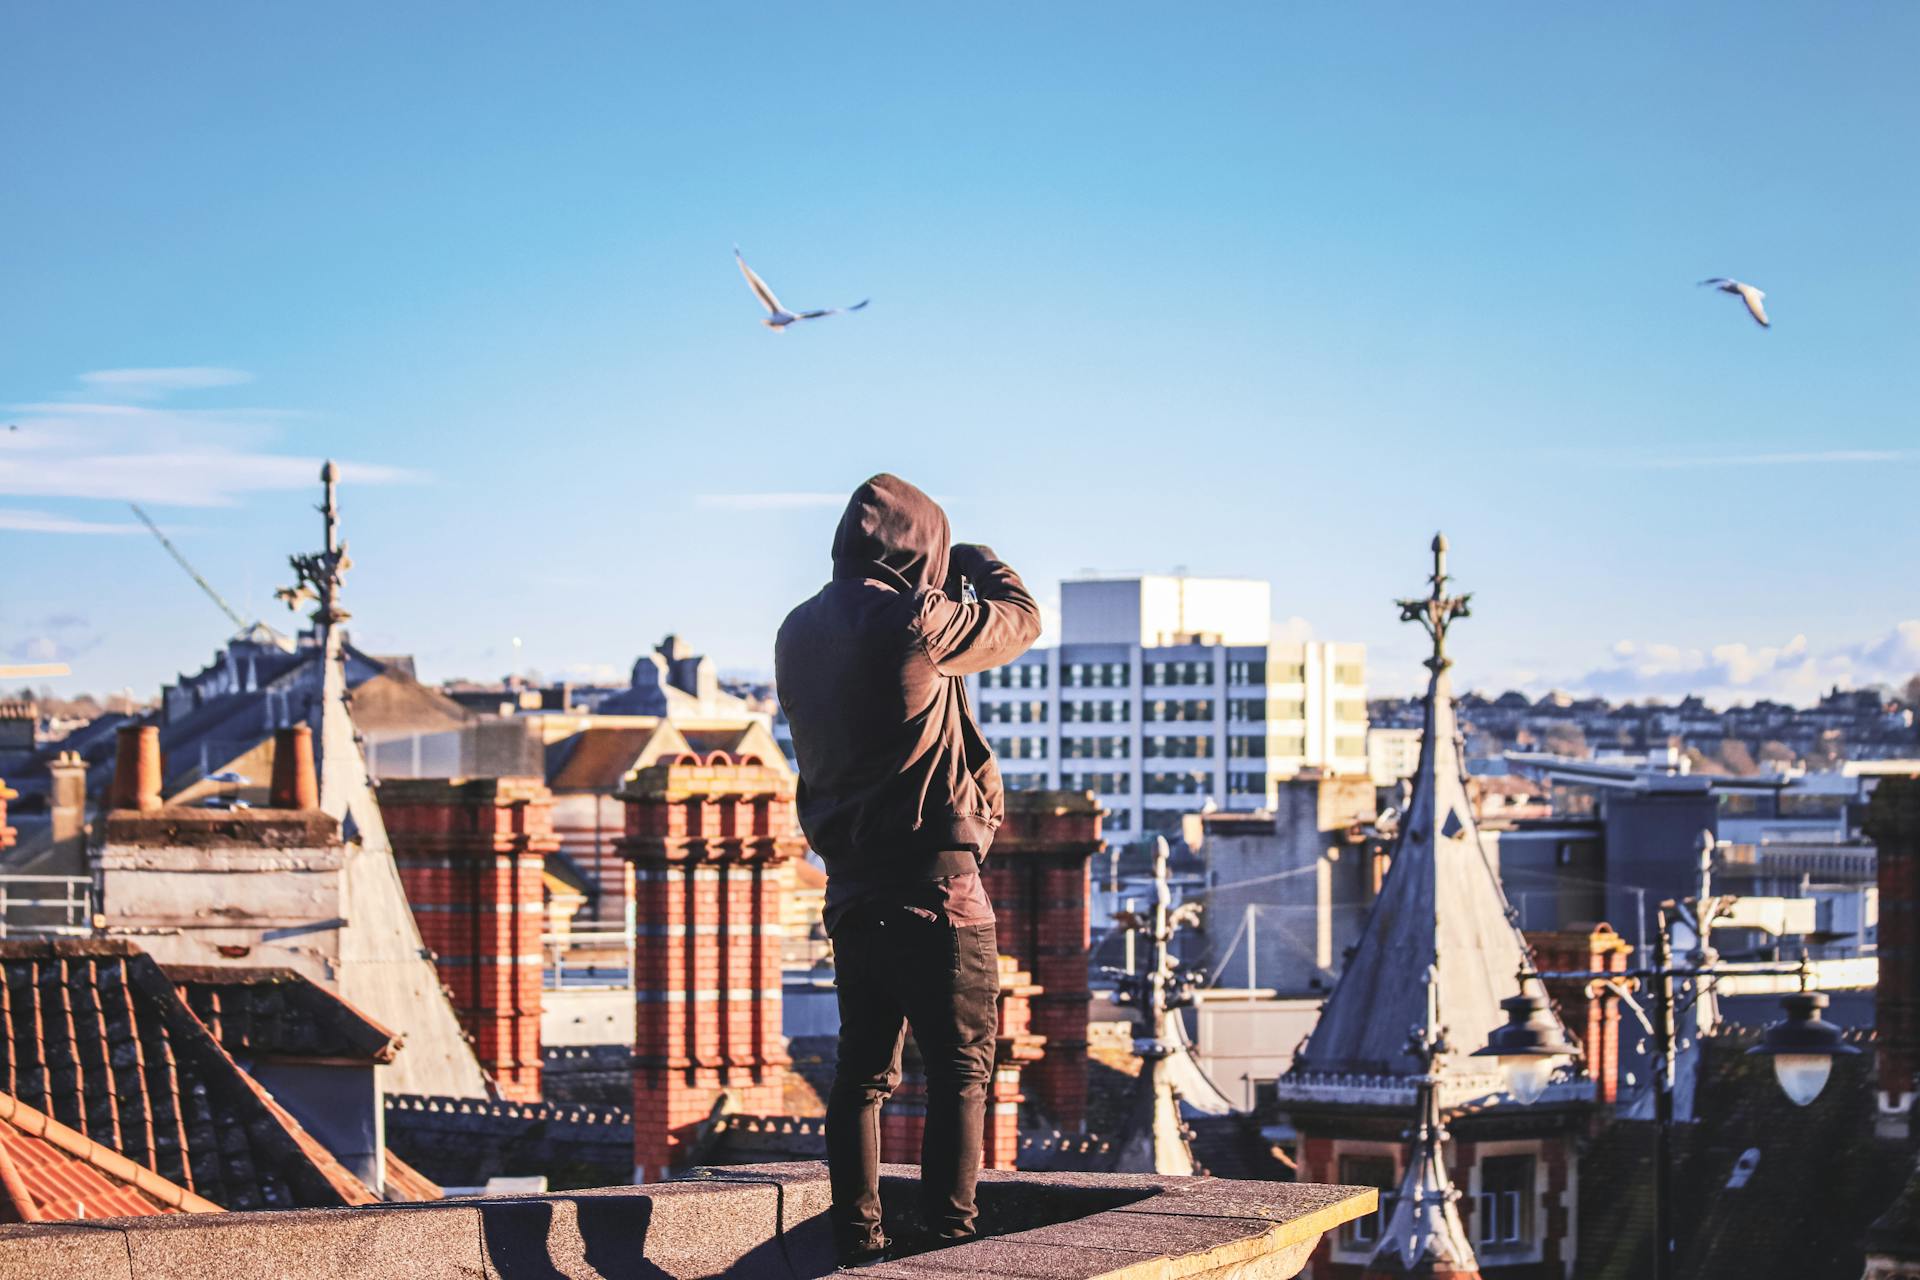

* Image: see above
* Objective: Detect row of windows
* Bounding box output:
[1062,771,1130,795]
[1142,660,1214,686]
[1062,700,1130,723]
[1002,772,1050,792]
[1339,1153,1533,1252]
[1228,771,1271,796]
[1227,697,1306,723]
[1334,700,1367,721]
[980,664,1048,689]
[1334,663,1365,685]
[1061,735,1130,759]
[1105,809,1133,832]
[980,701,1048,724]
[1335,736,1366,757]
[1063,662,1129,688]
[1143,735,1212,758]
[992,736,1048,760]
[1228,660,1307,684]
[1143,770,1212,795]
[1144,699,1213,723]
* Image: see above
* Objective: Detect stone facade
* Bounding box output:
[382,776,558,1102]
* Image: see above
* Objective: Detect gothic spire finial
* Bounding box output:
[1397,531,1471,672]
[277,461,352,627]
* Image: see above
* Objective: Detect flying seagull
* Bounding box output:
[1699,277,1769,328]
[734,247,868,331]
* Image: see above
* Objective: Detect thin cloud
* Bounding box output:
[1,372,422,506]
[78,367,253,397]
[1633,449,1918,470]
[1553,622,1920,706]
[695,492,848,511]
[0,508,140,535]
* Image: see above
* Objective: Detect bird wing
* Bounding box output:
[1736,283,1769,327]
[734,248,785,315]
[795,299,870,321]
[1698,277,1734,289]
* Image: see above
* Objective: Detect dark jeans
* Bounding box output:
[826,907,999,1255]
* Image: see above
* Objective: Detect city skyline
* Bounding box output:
[5,5,1918,703]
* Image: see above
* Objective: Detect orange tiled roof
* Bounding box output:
[0,1091,221,1222]
[382,1149,442,1202]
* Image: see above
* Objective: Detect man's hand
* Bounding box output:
[949,544,998,587]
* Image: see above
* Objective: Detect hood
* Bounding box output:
[831,473,951,595]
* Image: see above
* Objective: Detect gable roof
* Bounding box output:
[0,939,377,1211]
[166,966,402,1065]
[547,723,680,791]
[0,1090,222,1221]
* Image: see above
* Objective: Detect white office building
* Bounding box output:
[968,576,1369,839]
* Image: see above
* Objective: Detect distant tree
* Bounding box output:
[1807,730,1846,771]
[1716,740,1758,776]
[1757,740,1797,769]
[1683,747,1729,776]
[1541,725,1590,759]
[1905,674,1920,708]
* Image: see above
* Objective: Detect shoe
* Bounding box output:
[836,1239,893,1269]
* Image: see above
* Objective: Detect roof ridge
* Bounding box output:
[0,1090,223,1215]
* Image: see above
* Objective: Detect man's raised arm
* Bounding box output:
[918,544,1043,677]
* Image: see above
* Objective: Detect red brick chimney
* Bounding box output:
[1869,776,1920,1127]
[1525,923,1631,1105]
[382,776,558,1102]
[268,724,319,810]
[618,752,804,1181]
[109,724,162,812]
[980,790,1101,1132]
[879,954,1046,1172]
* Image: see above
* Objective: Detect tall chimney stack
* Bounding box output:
[269,725,319,810]
[109,724,162,812]
[1869,776,1920,1135]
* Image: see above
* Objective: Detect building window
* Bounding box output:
[1002,772,1050,792]
[1272,735,1306,756]
[1062,771,1130,795]
[1229,698,1304,722]
[1271,662,1306,683]
[1227,735,1268,760]
[1143,660,1215,687]
[1335,736,1366,758]
[982,664,1049,690]
[1228,771,1270,797]
[1227,659,1266,685]
[1104,808,1133,832]
[1477,1154,1535,1251]
[1062,699,1130,724]
[1143,770,1211,795]
[982,701,1049,724]
[1144,735,1214,759]
[1062,735,1130,759]
[1334,700,1368,722]
[1063,662,1129,688]
[1144,699,1213,723]
[992,736,1048,760]
[1334,662,1365,685]
[1141,809,1187,834]
[1339,1155,1398,1249]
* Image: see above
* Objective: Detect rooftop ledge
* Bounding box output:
[0,1162,1374,1280]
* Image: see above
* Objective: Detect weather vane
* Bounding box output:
[1396,532,1471,673]
[276,461,352,627]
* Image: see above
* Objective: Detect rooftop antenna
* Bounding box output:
[128,503,254,633]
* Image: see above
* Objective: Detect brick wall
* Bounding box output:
[1870,776,1920,1113]
[617,752,804,1181]
[0,776,14,853]
[980,790,1101,1132]
[383,776,557,1102]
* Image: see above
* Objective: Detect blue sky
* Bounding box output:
[3,4,1916,702]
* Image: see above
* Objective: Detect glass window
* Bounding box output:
[1334,663,1365,685]
[1335,736,1366,758]
[1227,735,1267,759]
[1339,1155,1397,1249]
[1144,699,1213,723]
[1477,1155,1534,1250]
[1273,736,1306,756]
[1002,772,1050,793]
[1228,771,1270,796]
[1271,663,1306,683]
[1144,735,1213,759]
[1104,808,1133,832]
[1064,662,1128,688]
[1227,659,1266,685]
[1143,770,1211,795]
[1335,700,1368,722]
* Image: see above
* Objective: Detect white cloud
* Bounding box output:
[1561,623,1920,705]
[0,508,140,535]
[1,373,421,508]
[78,367,253,398]
[694,492,848,511]
[1271,615,1315,646]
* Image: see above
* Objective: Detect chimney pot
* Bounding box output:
[110,724,162,812]
[269,724,319,809]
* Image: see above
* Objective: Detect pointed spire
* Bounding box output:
[1285,537,1575,1098]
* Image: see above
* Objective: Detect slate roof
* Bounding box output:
[547,724,676,791]
[0,939,377,1211]
[167,966,402,1065]
[1289,658,1570,1082]
[0,1090,222,1221]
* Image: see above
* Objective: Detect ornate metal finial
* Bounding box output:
[1396,531,1471,672]
[276,460,352,626]
[1104,837,1206,1059]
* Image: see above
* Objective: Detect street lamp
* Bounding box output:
[1748,990,1860,1107]
[1472,990,1578,1105]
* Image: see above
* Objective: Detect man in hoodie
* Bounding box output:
[776,474,1042,1263]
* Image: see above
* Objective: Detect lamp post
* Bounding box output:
[1474,907,1859,1280]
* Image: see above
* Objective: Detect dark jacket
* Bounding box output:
[775,474,1042,882]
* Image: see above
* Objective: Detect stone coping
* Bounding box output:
[0,1161,1373,1280]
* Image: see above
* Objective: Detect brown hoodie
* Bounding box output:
[775,474,1042,881]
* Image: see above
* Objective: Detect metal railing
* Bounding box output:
[0,876,93,938]
[543,923,634,990]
